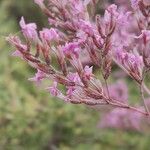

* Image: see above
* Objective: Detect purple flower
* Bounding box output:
[40,28,59,43]
[71,0,84,14]
[134,30,150,67]
[104,4,119,26]
[28,69,46,84]
[62,42,80,58]
[6,35,27,59]
[115,48,143,82]
[66,86,75,98]
[67,72,81,84]
[47,82,60,96]
[65,72,81,98]
[83,65,93,80]
[12,50,22,58]
[130,0,140,9]
[135,30,150,44]
[117,11,132,27]
[19,17,38,41]
[78,20,94,36]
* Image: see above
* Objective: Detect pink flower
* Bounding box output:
[130,0,140,9]
[67,72,81,84]
[66,86,76,98]
[7,35,27,50]
[62,42,80,58]
[135,30,150,67]
[40,28,59,43]
[104,4,119,26]
[107,4,118,16]
[117,11,132,27]
[47,82,60,96]
[83,65,93,80]
[115,48,143,82]
[28,69,46,84]
[6,35,27,59]
[48,18,58,27]
[66,72,81,97]
[71,0,84,14]
[78,20,94,36]
[19,17,38,41]
[76,30,89,44]
[135,30,150,45]
[12,50,22,58]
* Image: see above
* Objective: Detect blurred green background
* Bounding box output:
[0,0,150,150]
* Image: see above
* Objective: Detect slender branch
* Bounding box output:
[74,79,150,116]
[139,68,150,115]
[104,79,110,99]
[109,101,149,116]
[143,83,150,96]
[80,98,149,116]
[140,82,150,115]
[105,97,149,116]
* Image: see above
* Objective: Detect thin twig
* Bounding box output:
[104,79,110,98]
[143,83,150,96]
[140,82,150,115]
[109,101,149,116]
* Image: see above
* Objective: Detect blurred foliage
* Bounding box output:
[0,0,150,150]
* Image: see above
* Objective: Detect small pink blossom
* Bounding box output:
[107,4,118,17]
[117,11,132,27]
[12,50,22,58]
[66,86,76,98]
[40,28,59,43]
[48,18,58,27]
[71,0,84,14]
[47,82,60,96]
[130,0,140,9]
[76,30,88,44]
[7,35,27,51]
[28,69,46,84]
[6,35,27,59]
[62,42,80,58]
[78,20,94,36]
[135,30,150,44]
[19,17,38,41]
[67,72,81,84]
[115,48,143,82]
[83,65,93,80]
[104,4,119,25]
[66,72,81,98]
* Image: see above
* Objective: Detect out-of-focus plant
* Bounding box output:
[7,0,150,131]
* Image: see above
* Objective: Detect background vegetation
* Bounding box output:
[0,0,150,149]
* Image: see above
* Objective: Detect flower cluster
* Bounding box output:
[7,0,150,131]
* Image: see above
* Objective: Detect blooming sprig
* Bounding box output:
[19,17,38,41]
[115,48,143,83]
[7,0,150,131]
